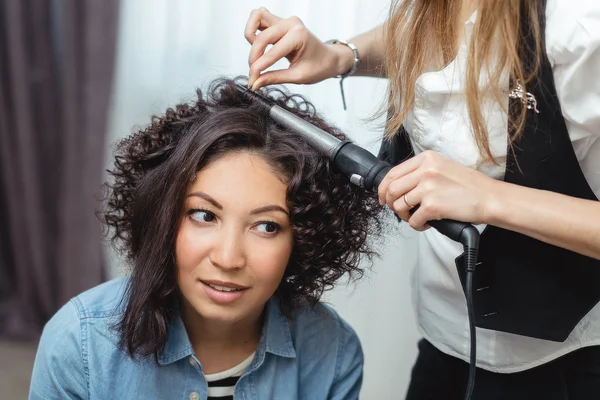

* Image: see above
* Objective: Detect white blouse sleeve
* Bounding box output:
[546,0,600,141]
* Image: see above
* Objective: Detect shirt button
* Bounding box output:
[189,392,200,400]
[189,357,197,367]
[415,98,427,109]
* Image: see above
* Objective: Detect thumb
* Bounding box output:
[251,68,303,89]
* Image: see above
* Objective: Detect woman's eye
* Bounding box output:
[190,210,216,223]
[256,222,281,234]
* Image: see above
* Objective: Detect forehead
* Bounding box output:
[188,152,288,208]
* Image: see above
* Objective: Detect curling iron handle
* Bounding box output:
[372,164,473,244]
[371,164,392,192]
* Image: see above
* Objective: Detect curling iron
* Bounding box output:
[235,83,480,400]
[235,84,478,247]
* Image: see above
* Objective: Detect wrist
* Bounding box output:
[325,40,360,77]
[481,178,510,226]
[332,44,354,76]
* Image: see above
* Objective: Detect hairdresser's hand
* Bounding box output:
[244,7,354,89]
[377,150,499,231]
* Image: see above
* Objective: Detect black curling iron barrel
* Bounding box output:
[235,83,477,247]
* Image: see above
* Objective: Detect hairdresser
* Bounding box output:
[245,1,600,398]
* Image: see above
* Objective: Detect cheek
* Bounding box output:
[175,222,208,275]
[250,235,293,285]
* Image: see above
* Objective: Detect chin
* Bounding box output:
[187,297,261,325]
[200,305,248,323]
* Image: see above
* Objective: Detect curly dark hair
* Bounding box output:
[102,77,384,359]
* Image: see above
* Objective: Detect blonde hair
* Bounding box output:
[383,0,543,162]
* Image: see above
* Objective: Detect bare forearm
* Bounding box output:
[485,180,600,260]
[329,25,386,78]
[351,24,386,77]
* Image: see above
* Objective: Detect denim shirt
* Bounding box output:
[29,277,363,400]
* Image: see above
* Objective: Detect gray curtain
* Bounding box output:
[0,0,119,340]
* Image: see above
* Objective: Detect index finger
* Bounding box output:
[244,7,282,45]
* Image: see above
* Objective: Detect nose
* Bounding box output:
[209,224,246,270]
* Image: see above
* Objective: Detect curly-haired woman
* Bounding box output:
[28,78,384,400]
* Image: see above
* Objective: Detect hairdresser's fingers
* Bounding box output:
[377,156,422,205]
[407,196,442,231]
[390,179,442,231]
[244,7,281,45]
[392,199,414,223]
[252,51,334,88]
[378,150,447,205]
[248,20,296,72]
[251,70,295,89]
[249,19,320,88]
[390,189,432,231]
[250,34,323,88]
[252,69,322,90]
[383,170,421,210]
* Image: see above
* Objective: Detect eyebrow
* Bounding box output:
[187,191,288,215]
[187,191,222,209]
[250,205,289,216]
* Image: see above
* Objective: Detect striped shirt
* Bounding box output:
[205,354,255,399]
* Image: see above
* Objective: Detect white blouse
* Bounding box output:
[405,0,600,372]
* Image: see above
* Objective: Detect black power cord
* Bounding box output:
[461,234,480,400]
[465,270,476,398]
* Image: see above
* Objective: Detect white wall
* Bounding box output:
[105,0,420,397]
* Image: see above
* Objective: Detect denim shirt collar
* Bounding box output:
[157,297,296,366]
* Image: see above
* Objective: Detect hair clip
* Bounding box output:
[508,80,539,113]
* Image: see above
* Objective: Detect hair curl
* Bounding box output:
[102,77,384,359]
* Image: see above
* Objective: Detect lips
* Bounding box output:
[199,280,249,305]
[201,280,247,290]
[205,283,242,292]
